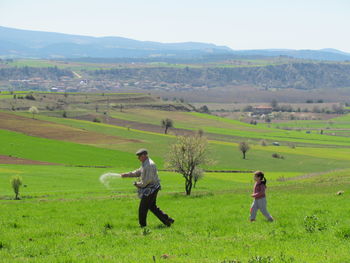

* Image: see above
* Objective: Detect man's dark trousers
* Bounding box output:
[139,189,172,227]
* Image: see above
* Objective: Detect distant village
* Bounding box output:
[5,75,206,94]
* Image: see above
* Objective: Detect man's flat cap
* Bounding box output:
[136,148,148,155]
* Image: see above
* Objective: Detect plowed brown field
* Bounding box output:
[0,112,139,144]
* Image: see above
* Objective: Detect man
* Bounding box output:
[121,149,174,228]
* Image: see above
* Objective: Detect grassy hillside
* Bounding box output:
[0,129,138,167]
[107,108,350,147]
[1,93,350,262]
[259,113,350,138]
[2,112,350,173]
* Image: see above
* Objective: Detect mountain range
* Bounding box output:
[1,26,350,61]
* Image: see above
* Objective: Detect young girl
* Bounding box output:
[250,171,274,222]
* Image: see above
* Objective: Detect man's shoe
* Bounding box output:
[165,218,175,227]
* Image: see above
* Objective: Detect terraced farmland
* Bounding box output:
[0,92,350,262]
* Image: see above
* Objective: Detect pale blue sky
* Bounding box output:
[1,0,350,52]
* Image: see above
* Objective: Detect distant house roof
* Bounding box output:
[254,105,272,109]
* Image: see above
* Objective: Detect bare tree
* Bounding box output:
[11,176,22,200]
[28,106,39,119]
[260,139,267,146]
[161,118,173,134]
[166,135,209,195]
[239,142,250,159]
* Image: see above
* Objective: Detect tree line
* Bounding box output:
[0,66,74,80]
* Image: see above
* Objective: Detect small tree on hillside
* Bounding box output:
[161,118,173,134]
[11,176,22,200]
[260,139,267,146]
[199,105,210,114]
[28,106,39,119]
[239,141,250,159]
[166,135,209,195]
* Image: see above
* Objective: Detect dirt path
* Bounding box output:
[72,71,82,78]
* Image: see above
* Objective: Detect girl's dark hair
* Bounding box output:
[254,171,267,185]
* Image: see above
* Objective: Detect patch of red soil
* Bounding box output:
[0,155,59,165]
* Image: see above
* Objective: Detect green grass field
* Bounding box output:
[1,164,350,262]
[12,113,350,173]
[1,101,350,262]
[259,114,350,135]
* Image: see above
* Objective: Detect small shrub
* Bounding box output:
[336,228,350,240]
[93,117,101,123]
[304,215,327,233]
[260,140,267,146]
[199,105,210,113]
[288,143,296,149]
[0,241,5,249]
[25,93,36,100]
[304,215,318,232]
[248,256,274,263]
[278,253,295,262]
[272,153,284,159]
[11,176,22,200]
[104,223,113,230]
